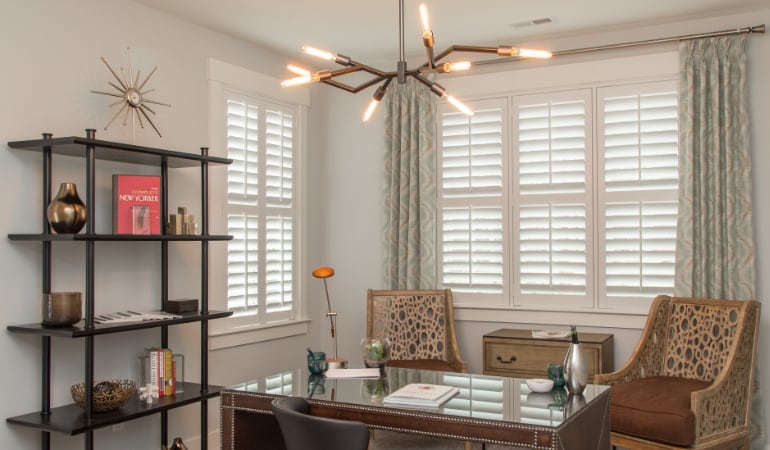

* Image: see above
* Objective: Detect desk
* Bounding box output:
[220,366,610,450]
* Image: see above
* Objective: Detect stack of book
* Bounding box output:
[143,348,180,396]
[383,383,459,409]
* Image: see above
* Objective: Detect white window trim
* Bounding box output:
[437,52,678,330]
[207,58,310,349]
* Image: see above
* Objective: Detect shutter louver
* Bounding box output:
[441,207,504,294]
[225,92,297,319]
[441,108,503,196]
[601,85,678,300]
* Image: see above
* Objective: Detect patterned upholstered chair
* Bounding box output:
[595,295,760,449]
[367,289,467,373]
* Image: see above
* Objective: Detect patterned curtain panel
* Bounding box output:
[676,35,763,448]
[675,35,755,300]
[382,77,437,290]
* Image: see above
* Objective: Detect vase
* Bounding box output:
[168,437,188,450]
[47,182,87,234]
[562,326,589,395]
[360,336,392,368]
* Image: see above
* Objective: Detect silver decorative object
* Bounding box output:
[91,48,170,138]
[563,325,589,395]
[47,182,87,234]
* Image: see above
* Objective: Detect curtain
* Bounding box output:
[676,35,763,447]
[382,77,437,290]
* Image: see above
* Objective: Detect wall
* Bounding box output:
[314,6,770,447]
[0,0,319,449]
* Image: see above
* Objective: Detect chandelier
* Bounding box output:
[281,0,551,121]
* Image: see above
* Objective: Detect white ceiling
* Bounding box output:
[135,0,766,62]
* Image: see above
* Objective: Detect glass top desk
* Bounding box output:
[220,366,609,450]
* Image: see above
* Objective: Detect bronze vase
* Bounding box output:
[47,182,87,234]
[168,437,188,450]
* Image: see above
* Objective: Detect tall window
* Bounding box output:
[225,92,296,322]
[437,80,678,312]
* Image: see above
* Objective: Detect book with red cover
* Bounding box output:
[113,175,161,234]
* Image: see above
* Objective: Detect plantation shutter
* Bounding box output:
[226,93,295,320]
[514,90,592,306]
[599,82,678,303]
[438,99,507,303]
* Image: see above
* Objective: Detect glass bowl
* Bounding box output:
[360,337,392,368]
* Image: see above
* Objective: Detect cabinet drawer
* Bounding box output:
[484,341,567,377]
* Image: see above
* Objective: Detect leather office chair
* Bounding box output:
[271,397,370,450]
[595,295,760,449]
[367,289,467,373]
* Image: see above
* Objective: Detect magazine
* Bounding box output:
[383,383,459,408]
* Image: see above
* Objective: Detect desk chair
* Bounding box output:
[367,289,467,373]
[595,295,760,449]
[271,397,370,450]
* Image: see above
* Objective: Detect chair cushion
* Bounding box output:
[610,376,711,447]
[387,359,458,373]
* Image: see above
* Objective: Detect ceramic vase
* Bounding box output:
[563,326,589,395]
[47,182,87,234]
[168,437,188,450]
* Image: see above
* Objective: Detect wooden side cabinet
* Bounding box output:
[483,329,614,379]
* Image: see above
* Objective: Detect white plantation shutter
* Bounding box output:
[438,99,508,304]
[513,90,592,307]
[598,82,678,307]
[226,92,296,320]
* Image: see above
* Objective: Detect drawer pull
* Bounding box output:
[496,355,516,364]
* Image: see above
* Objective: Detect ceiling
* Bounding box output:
[134,0,765,63]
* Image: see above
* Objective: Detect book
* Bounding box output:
[113,175,161,234]
[383,383,459,408]
[163,348,174,396]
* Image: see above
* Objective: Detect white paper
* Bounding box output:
[531,330,570,339]
[323,368,381,379]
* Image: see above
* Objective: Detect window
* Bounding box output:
[225,93,295,322]
[437,80,678,313]
[207,59,309,346]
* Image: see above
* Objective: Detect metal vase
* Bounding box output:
[46,182,87,234]
[563,342,589,395]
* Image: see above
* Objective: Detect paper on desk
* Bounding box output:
[324,368,381,378]
[532,330,570,339]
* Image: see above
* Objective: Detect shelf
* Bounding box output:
[7,233,232,242]
[8,311,233,337]
[6,382,224,435]
[8,136,232,168]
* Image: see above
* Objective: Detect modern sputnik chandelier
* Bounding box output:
[282,0,552,121]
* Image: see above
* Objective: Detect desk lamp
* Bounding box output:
[312,266,347,369]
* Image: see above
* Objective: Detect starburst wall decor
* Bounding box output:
[91,48,170,138]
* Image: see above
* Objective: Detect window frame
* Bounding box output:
[207,58,310,349]
[434,51,679,328]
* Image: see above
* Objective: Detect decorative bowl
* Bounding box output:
[360,337,392,368]
[71,379,137,412]
[525,378,554,393]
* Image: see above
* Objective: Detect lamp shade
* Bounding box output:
[312,266,335,279]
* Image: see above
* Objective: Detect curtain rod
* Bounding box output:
[476,24,765,66]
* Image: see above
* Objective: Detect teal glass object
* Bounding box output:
[307,351,328,375]
[547,363,566,388]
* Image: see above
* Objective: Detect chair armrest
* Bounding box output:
[594,295,672,386]
[690,300,760,445]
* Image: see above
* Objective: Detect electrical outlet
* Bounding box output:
[112,423,124,432]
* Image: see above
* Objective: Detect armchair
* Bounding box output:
[595,295,760,449]
[367,289,467,373]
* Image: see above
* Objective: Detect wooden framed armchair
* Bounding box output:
[595,295,760,449]
[366,289,467,373]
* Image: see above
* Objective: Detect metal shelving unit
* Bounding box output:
[5,130,233,450]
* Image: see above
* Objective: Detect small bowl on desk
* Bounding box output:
[526,378,554,393]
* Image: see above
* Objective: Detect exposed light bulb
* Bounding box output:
[287,64,310,76]
[447,95,473,116]
[302,46,335,61]
[419,4,431,33]
[518,48,553,59]
[281,75,312,87]
[440,61,472,73]
[363,98,380,122]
